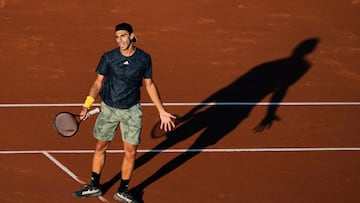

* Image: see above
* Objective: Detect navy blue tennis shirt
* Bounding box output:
[96,47,152,109]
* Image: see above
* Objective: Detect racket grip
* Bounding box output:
[88,107,100,115]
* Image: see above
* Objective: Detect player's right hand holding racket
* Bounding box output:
[53,108,100,138]
[80,107,96,121]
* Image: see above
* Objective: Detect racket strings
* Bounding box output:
[54,113,79,137]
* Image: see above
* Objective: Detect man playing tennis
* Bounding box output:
[73,23,175,203]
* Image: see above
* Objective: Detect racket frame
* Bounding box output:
[53,108,100,138]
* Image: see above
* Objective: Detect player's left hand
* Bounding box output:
[159,111,176,132]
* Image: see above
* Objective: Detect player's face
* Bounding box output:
[115,30,133,50]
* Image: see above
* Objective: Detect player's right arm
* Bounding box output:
[80,74,105,120]
[87,74,104,100]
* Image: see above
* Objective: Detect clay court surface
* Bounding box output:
[1,0,360,202]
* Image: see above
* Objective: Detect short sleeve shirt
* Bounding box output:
[96,47,152,109]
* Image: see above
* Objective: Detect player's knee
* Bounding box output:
[123,146,137,160]
[95,140,110,152]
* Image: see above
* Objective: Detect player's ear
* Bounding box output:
[130,33,137,42]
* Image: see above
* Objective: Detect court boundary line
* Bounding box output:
[41,151,86,184]
[3,147,359,203]
[1,102,360,108]
[2,147,360,154]
[41,151,109,202]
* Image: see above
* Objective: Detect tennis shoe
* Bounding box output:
[72,183,102,198]
[113,190,138,203]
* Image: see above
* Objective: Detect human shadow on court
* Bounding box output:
[102,38,319,201]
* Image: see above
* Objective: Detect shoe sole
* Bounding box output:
[72,191,102,198]
[113,193,137,203]
[113,193,125,202]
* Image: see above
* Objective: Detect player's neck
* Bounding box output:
[120,45,136,57]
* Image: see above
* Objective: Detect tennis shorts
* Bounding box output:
[93,102,142,145]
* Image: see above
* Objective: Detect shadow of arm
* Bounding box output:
[253,86,287,133]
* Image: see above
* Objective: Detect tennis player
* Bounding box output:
[73,22,175,202]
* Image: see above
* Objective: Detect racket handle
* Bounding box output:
[88,107,100,115]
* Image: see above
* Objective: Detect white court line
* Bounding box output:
[41,151,86,184]
[2,148,360,154]
[41,151,109,203]
[0,102,360,107]
[3,148,359,203]
[1,102,356,203]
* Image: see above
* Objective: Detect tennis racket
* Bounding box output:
[53,108,100,138]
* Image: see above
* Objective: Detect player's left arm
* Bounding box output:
[144,78,175,131]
